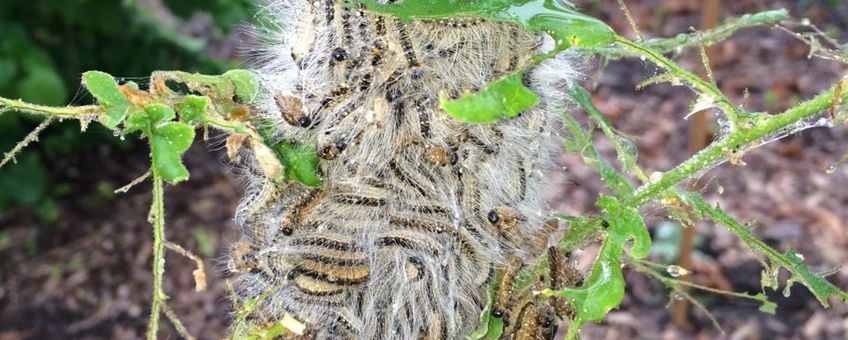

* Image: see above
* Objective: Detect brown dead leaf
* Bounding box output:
[226,133,249,162]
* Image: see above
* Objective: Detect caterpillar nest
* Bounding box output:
[229,0,582,338]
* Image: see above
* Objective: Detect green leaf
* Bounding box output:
[754,293,778,314]
[124,107,153,135]
[124,104,176,135]
[492,0,616,54]
[146,103,177,125]
[358,0,615,52]
[150,122,195,183]
[177,95,211,124]
[83,71,131,129]
[270,141,323,187]
[483,314,504,340]
[542,196,651,323]
[596,196,652,259]
[678,192,848,307]
[128,104,196,183]
[440,72,539,123]
[468,277,504,340]
[162,70,259,105]
[222,69,259,104]
[544,254,624,322]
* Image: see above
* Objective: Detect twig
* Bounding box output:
[165,241,208,292]
[614,36,743,127]
[588,9,789,59]
[617,0,643,42]
[0,117,55,168]
[0,97,101,118]
[162,303,197,340]
[115,169,152,194]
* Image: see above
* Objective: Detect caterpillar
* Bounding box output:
[229,0,582,338]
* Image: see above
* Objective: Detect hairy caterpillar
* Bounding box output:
[229,0,582,338]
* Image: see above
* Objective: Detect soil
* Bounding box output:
[1,0,848,339]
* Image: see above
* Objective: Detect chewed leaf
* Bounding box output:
[222,70,260,104]
[679,192,848,307]
[468,286,493,339]
[440,72,539,123]
[151,122,195,183]
[542,196,652,323]
[542,256,624,322]
[83,71,131,129]
[597,196,652,259]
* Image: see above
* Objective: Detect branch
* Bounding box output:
[0,117,55,168]
[625,86,839,207]
[0,97,101,118]
[588,9,789,59]
[614,36,743,126]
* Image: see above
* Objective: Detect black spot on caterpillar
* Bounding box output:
[233,0,582,338]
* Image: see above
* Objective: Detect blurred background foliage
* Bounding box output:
[0,0,252,222]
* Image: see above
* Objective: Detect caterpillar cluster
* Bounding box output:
[229,0,583,338]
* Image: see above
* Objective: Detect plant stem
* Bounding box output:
[614,36,742,126]
[625,86,837,207]
[0,117,55,168]
[0,97,101,117]
[589,9,788,59]
[565,320,583,340]
[147,172,166,340]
